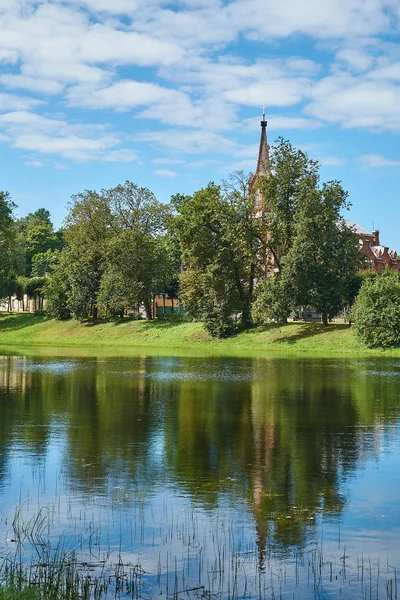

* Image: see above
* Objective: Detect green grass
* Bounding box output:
[0,313,398,357]
[0,589,42,600]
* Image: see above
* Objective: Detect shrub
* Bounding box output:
[203,305,235,338]
[352,273,400,348]
[252,277,293,325]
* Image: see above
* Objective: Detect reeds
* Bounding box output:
[1,497,398,599]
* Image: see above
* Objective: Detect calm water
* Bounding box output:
[0,351,400,598]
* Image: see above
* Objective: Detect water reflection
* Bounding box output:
[0,354,399,566]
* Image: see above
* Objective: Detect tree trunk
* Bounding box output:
[144,300,153,320]
[322,311,328,327]
[92,305,98,320]
[8,296,11,313]
[163,295,166,315]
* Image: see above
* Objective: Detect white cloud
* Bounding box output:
[0,111,136,162]
[25,159,45,167]
[306,70,400,130]
[0,75,63,95]
[229,0,395,40]
[0,48,18,63]
[335,47,374,72]
[225,80,309,108]
[154,169,178,177]
[68,80,190,113]
[0,2,182,91]
[0,0,399,177]
[0,92,41,112]
[358,154,400,168]
[136,129,238,155]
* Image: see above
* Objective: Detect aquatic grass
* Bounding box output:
[1,498,400,599]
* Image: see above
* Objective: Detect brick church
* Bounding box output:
[253,114,399,273]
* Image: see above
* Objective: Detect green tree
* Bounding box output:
[259,138,320,270]
[31,248,61,277]
[282,181,359,326]
[63,190,113,319]
[173,177,264,336]
[252,276,293,325]
[100,182,172,319]
[17,208,62,275]
[43,253,71,320]
[352,273,400,348]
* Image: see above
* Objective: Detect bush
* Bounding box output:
[203,305,235,338]
[352,273,400,348]
[252,277,292,325]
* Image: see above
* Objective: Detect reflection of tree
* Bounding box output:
[0,357,50,487]
[0,353,399,559]
[163,357,400,559]
[64,357,164,492]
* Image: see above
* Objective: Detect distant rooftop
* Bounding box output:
[345,220,372,236]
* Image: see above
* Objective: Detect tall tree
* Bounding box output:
[100,182,172,319]
[63,190,113,319]
[173,177,265,336]
[282,180,359,326]
[259,138,320,271]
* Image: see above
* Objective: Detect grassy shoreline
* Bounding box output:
[0,313,398,357]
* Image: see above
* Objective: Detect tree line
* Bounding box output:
[1,137,398,345]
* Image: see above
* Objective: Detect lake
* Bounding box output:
[0,351,400,599]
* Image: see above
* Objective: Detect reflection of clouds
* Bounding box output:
[358,370,400,378]
[115,369,256,382]
[19,360,79,374]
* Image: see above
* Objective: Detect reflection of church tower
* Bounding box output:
[249,368,277,571]
[252,108,271,217]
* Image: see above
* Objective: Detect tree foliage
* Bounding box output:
[352,273,400,348]
[258,138,320,270]
[43,253,71,320]
[17,208,63,276]
[45,182,175,321]
[0,191,20,302]
[252,276,293,325]
[281,181,359,325]
[173,176,265,336]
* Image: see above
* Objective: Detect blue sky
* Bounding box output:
[0,0,399,251]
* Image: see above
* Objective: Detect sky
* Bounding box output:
[0,0,399,251]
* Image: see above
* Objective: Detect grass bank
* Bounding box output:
[0,313,398,357]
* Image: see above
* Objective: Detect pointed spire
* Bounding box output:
[256,106,271,177]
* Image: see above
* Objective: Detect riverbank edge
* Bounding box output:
[0,313,398,357]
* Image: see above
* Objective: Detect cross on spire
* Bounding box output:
[256,106,270,176]
[261,105,267,123]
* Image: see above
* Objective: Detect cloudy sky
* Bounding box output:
[0,0,399,249]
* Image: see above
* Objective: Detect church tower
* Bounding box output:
[252,108,271,216]
[256,107,271,179]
